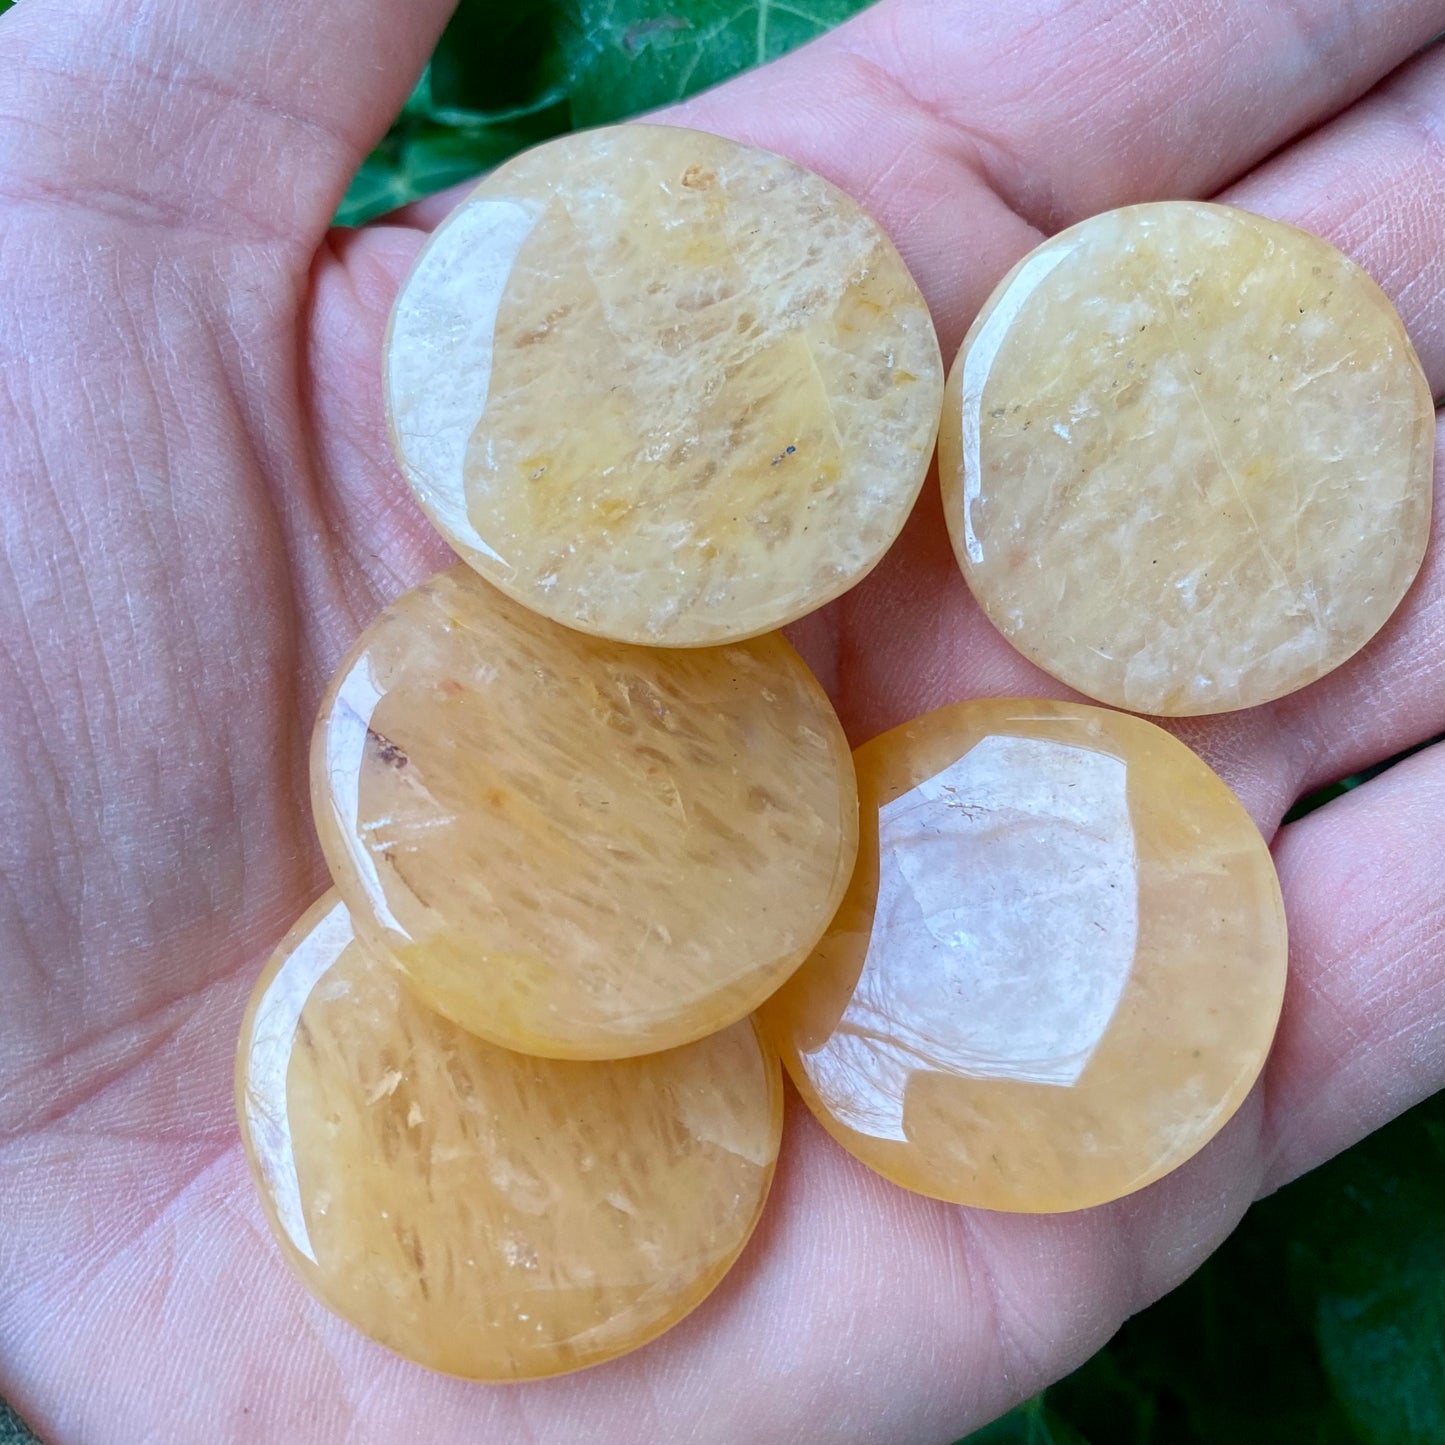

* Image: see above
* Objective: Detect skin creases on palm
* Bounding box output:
[0,0,1440,1441]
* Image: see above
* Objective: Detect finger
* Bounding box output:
[1259,744,1445,1190]
[855,0,1445,232]
[0,0,456,246]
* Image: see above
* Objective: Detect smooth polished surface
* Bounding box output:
[759,698,1288,1212]
[312,564,858,1059]
[237,893,783,1380]
[386,123,943,646]
[938,202,1433,716]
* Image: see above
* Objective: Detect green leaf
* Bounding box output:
[336,0,875,224]
[426,0,568,118]
[0,1397,38,1445]
[1293,1109,1445,1443]
[961,1393,1090,1445]
[551,0,870,123]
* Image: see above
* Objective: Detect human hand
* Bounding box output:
[0,1,1439,1440]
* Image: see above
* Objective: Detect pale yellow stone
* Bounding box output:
[385,123,942,647]
[938,202,1434,716]
[312,564,858,1059]
[237,893,782,1380]
[760,698,1287,1213]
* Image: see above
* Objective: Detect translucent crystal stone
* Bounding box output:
[236,893,782,1380]
[312,565,858,1059]
[385,123,943,647]
[938,201,1433,716]
[759,698,1287,1212]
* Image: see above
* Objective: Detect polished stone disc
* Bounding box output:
[759,698,1287,1212]
[237,892,783,1380]
[385,123,942,647]
[938,202,1433,716]
[312,564,858,1059]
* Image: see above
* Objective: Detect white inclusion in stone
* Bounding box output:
[959,243,1073,562]
[327,655,409,939]
[800,734,1139,1143]
[244,899,353,1264]
[386,196,540,567]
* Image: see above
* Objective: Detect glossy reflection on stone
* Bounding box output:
[385,123,942,647]
[312,565,857,1059]
[237,892,783,1380]
[759,698,1287,1213]
[938,202,1434,716]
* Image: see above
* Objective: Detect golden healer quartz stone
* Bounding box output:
[236,893,782,1380]
[384,123,943,647]
[759,698,1288,1213]
[312,564,858,1060]
[938,202,1434,716]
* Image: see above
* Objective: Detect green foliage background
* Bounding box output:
[0,1,1439,1441]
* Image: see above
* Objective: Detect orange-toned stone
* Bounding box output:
[385,123,942,647]
[311,564,857,1059]
[759,698,1287,1212]
[938,202,1434,716]
[237,892,783,1380]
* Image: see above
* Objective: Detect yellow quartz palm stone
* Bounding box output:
[311,565,858,1059]
[237,893,783,1380]
[761,698,1288,1213]
[939,202,1433,715]
[385,124,943,647]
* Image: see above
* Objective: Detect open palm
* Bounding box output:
[0,1,1440,1440]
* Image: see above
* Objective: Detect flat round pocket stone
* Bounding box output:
[311,565,858,1060]
[236,893,782,1380]
[759,697,1288,1212]
[938,202,1433,716]
[385,123,943,647]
